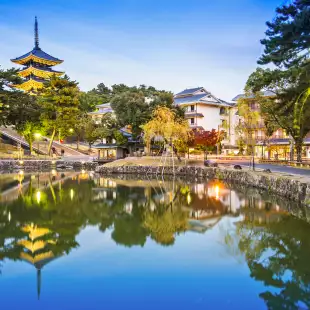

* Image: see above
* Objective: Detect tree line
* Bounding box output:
[0,69,186,154]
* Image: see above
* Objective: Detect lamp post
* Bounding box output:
[34,133,41,156]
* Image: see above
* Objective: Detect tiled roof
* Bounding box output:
[20,65,63,74]
[175,87,204,97]
[96,103,111,108]
[174,94,207,104]
[232,91,276,101]
[174,93,230,107]
[11,47,63,63]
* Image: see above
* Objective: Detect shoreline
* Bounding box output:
[96,165,310,207]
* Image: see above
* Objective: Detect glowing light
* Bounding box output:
[34,133,41,139]
[215,185,220,200]
[81,169,86,174]
[8,212,11,222]
[51,169,57,176]
[69,128,74,133]
[70,189,74,200]
[19,160,24,165]
[19,170,24,176]
[51,160,56,165]
[187,193,192,205]
[36,191,41,204]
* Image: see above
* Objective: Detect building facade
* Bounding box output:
[174,87,238,154]
[232,92,310,159]
[88,103,114,124]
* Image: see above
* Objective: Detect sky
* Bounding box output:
[0,0,282,101]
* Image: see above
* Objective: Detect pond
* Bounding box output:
[0,171,309,310]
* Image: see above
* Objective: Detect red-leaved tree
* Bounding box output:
[190,129,225,158]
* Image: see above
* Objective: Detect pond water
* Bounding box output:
[0,171,309,310]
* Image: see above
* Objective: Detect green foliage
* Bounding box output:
[245,1,310,162]
[84,118,98,148]
[258,1,310,68]
[38,76,80,153]
[111,91,149,137]
[78,92,101,112]
[113,129,128,145]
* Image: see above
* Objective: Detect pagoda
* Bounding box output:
[11,17,64,92]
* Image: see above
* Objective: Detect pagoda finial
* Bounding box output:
[34,16,39,49]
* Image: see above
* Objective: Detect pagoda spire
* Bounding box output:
[37,269,41,300]
[34,16,39,49]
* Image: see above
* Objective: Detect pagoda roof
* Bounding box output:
[11,47,63,66]
[19,65,64,78]
[13,77,45,91]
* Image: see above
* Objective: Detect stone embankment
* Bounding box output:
[0,160,98,171]
[96,165,310,207]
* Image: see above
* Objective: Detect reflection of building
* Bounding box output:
[18,224,59,299]
[11,17,63,92]
[187,182,243,233]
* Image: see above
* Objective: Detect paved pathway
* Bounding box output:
[216,159,310,176]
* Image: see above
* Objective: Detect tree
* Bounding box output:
[235,97,261,155]
[142,106,191,159]
[71,113,89,150]
[245,70,310,162]
[258,1,310,68]
[191,129,225,158]
[84,118,98,150]
[38,76,80,155]
[246,1,310,162]
[93,113,116,143]
[78,92,101,113]
[111,91,149,137]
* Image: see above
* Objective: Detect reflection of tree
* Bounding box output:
[144,204,188,246]
[143,185,189,246]
[235,210,310,310]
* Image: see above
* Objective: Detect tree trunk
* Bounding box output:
[76,136,80,150]
[48,128,56,156]
[295,141,303,163]
[29,139,33,155]
[289,137,294,161]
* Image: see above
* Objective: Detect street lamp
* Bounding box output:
[69,128,74,134]
[34,133,41,155]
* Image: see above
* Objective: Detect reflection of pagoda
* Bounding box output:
[18,224,59,299]
[11,17,63,92]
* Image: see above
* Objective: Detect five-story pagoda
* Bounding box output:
[11,17,64,92]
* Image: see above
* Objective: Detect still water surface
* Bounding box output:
[0,171,309,310]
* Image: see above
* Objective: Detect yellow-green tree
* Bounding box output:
[142,106,191,158]
[236,97,261,155]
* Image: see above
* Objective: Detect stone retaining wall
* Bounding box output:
[96,165,310,207]
[0,160,98,171]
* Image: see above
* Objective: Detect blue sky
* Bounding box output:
[0,0,281,100]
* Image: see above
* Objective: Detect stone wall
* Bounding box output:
[96,165,310,207]
[0,160,98,171]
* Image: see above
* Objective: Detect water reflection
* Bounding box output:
[0,172,309,309]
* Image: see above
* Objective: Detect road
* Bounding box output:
[216,159,310,176]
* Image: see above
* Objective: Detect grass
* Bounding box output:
[103,156,204,168]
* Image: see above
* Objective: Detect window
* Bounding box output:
[190,105,195,112]
[190,118,195,125]
[220,107,226,115]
